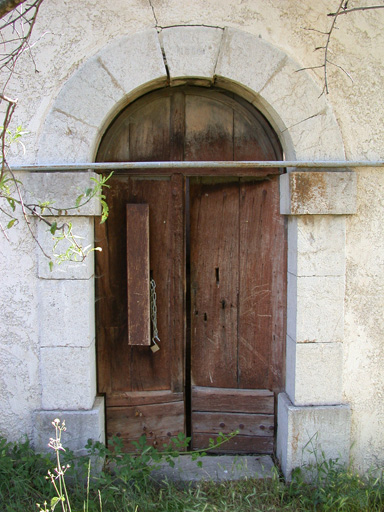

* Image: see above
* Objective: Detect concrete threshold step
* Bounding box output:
[151,455,275,484]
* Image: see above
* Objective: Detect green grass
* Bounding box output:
[1,432,384,512]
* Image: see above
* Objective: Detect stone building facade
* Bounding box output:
[0,1,383,478]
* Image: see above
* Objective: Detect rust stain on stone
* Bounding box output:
[291,172,327,214]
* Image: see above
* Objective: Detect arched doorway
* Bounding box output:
[95,86,286,453]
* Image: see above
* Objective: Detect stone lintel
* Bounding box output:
[280,170,357,215]
[33,397,105,455]
[276,393,351,480]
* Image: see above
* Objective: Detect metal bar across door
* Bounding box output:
[9,160,384,174]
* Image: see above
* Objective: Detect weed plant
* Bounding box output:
[1,420,384,511]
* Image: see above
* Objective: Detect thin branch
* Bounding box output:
[327,59,354,82]
[328,5,384,16]
[301,26,330,35]
[0,95,17,178]
[0,0,27,19]
[0,204,17,218]
[321,0,345,94]
[0,218,10,239]
[298,0,354,95]
[0,0,43,78]
[6,164,51,258]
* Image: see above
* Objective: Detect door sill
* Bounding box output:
[150,454,274,484]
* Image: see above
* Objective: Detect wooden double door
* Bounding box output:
[95,87,286,453]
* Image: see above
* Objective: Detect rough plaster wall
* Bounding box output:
[345,169,384,472]
[6,0,384,164]
[0,216,40,441]
[1,0,384,471]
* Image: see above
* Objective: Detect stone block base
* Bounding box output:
[276,393,351,480]
[33,397,105,456]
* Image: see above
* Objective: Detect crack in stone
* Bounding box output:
[157,23,224,29]
[97,57,125,94]
[148,0,159,29]
[258,55,288,94]
[281,109,326,133]
[157,32,170,80]
[213,27,226,78]
[53,108,97,129]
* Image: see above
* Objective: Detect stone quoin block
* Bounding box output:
[280,171,357,215]
[287,274,345,343]
[276,393,351,480]
[37,217,95,280]
[287,216,346,277]
[33,397,105,455]
[40,341,96,410]
[39,278,95,348]
[23,172,102,217]
[286,336,343,406]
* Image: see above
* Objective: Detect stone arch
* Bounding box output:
[37,26,345,164]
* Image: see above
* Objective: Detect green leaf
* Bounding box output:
[50,222,57,235]
[6,219,16,229]
[50,496,63,510]
[100,199,109,224]
[6,197,15,211]
[75,194,84,207]
[49,261,54,272]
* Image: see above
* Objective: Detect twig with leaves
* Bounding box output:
[0,1,112,268]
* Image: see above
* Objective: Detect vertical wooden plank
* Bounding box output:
[126,204,150,346]
[95,176,131,394]
[129,95,171,162]
[238,177,286,392]
[269,176,287,392]
[190,179,239,389]
[170,91,185,161]
[238,180,272,389]
[233,107,281,161]
[170,174,185,393]
[184,94,233,160]
[128,179,172,391]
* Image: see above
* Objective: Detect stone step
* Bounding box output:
[151,455,275,484]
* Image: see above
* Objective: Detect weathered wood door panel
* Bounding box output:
[189,176,285,452]
[95,175,185,448]
[96,86,286,453]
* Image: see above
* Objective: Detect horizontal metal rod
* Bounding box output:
[8,160,384,173]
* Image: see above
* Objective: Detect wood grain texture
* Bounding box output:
[190,179,239,389]
[107,391,184,407]
[96,86,285,454]
[192,434,274,454]
[192,387,274,414]
[107,401,185,448]
[192,412,274,437]
[126,204,150,346]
